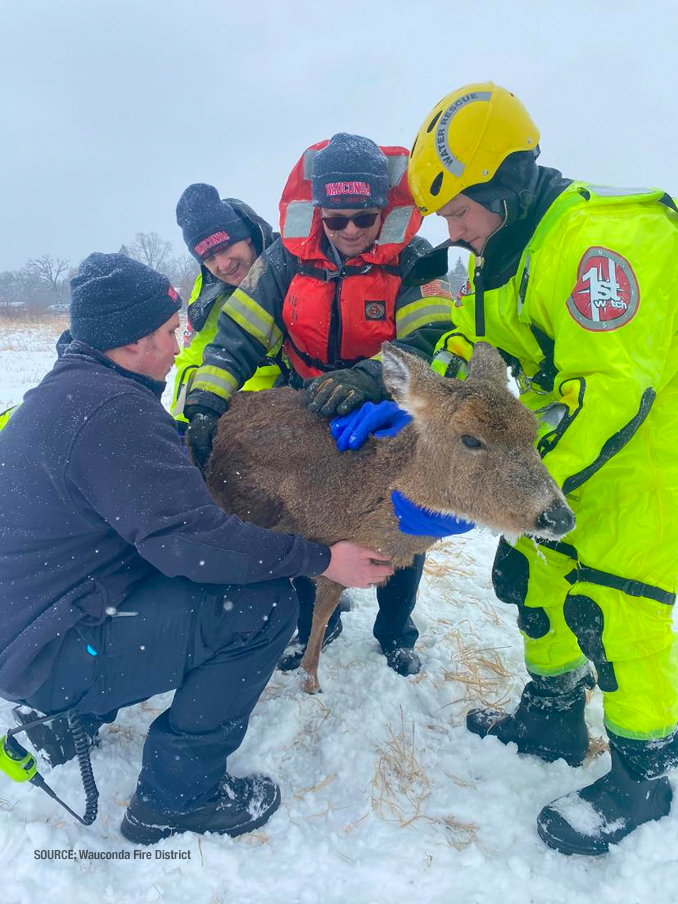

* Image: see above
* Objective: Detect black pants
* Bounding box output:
[25,573,297,814]
[294,554,424,652]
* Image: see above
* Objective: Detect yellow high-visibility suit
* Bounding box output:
[434,183,678,745]
[0,406,17,431]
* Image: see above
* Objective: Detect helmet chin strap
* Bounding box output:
[500,164,540,225]
[466,147,541,227]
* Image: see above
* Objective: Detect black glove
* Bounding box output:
[185,405,222,471]
[304,366,387,417]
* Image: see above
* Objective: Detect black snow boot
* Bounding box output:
[278,617,343,672]
[466,669,593,767]
[385,647,421,677]
[12,706,105,768]
[537,747,672,855]
[120,772,281,845]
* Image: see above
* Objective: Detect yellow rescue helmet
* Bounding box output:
[408,82,540,215]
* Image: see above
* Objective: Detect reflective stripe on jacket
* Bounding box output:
[171,277,282,422]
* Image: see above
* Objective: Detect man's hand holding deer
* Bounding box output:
[304,362,387,417]
[322,541,394,588]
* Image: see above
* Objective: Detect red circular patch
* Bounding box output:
[566,247,639,332]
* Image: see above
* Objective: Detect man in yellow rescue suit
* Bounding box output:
[408,82,678,856]
[172,184,283,429]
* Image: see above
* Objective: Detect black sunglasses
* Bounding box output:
[321,212,381,231]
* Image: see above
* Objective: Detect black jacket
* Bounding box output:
[0,341,329,699]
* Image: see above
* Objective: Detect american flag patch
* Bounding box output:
[421,279,453,300]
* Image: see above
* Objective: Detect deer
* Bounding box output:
[204,343,575,694]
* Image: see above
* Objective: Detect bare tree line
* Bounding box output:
[0,233,199,316]
[1,238,466,318]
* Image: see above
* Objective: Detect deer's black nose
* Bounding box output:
[535,502,575,537]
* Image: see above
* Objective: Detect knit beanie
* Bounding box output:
[311,133,390,209]
[176,183,252,262]
[69,253,182,350]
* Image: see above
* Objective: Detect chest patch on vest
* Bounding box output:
[566,247,639,331]
[421,278,453,300]
[365,301,387,321]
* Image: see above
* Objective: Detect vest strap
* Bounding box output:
[296,262,400,282]
[284,333,364,375]
[565,565,675,606]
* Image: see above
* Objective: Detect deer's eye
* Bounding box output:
[461,434,484,450]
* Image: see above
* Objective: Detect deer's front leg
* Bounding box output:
[299,577,343,694]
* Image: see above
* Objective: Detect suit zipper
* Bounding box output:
[473,256,486,337]
[473,200,508,339]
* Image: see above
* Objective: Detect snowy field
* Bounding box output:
[1,319,677,904]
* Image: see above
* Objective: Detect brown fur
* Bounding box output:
[205,343,573,692]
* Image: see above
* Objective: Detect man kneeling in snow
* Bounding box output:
[0,252,392,844]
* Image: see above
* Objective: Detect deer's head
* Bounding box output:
[382,343,575,540]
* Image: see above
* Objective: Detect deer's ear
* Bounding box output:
[381,343,435,418]
[468,342,508,387]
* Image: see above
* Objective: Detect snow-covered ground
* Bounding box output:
[1,319,677,904]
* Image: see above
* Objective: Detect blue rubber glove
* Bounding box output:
[391,490,474,537]
[330,401,412,452]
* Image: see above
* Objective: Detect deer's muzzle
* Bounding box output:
[535,502,576,539]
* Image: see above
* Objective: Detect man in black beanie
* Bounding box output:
[0,252,392,843]
[183,133,456,679]
[171,183,283,432]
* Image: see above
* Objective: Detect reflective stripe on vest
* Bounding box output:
[303,148,318,180]
[284,201,316,240]
[386,154,408,188]
[378,206,415,246]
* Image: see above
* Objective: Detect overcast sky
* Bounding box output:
[1,0,676,272]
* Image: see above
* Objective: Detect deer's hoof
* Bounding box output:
[300,669,322,695]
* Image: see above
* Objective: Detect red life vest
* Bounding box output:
[278,140,422,379]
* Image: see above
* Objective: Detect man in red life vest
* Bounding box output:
[184,133,455,677]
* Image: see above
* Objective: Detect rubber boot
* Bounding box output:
[466,669,593,767]
[385,647,421,677]
[537,747,672,855]
[121,772,281,845]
